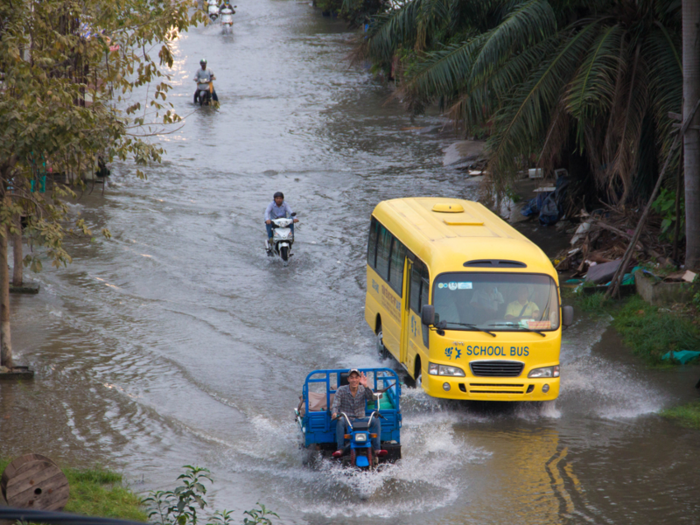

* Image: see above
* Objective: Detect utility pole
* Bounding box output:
[683,0,700,270]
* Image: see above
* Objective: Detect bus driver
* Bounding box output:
[505,285,540,321]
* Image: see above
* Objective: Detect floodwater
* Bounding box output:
[2,1,700,523]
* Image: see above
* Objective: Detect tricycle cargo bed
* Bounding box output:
[295,368,402,450]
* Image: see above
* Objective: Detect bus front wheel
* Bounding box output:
[406,358,422,389]
[376,328,389,359]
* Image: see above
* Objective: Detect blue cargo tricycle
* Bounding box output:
[295,368,402,470]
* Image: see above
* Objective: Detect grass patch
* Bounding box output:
[661,400,700,429]
[0,458,146,521]
[563,291,700,366]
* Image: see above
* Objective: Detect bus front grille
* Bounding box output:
[470,361,524,377]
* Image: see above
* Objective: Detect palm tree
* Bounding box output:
[362,0,683,206]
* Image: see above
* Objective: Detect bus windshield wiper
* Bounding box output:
[487,322,546,337]
[443,322,496,337]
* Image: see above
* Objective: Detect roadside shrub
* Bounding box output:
[144,466,278,525]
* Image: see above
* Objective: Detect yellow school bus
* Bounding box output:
[364,198,573,401]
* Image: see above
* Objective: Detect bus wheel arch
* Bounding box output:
[405,357,422,389]
[375,317,389,359]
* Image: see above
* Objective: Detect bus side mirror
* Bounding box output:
[421,305,435,326]
[562,306,574,327]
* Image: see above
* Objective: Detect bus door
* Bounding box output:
[399,257,413,365]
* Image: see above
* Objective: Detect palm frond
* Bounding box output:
[401,35,487,101]
[489,20,601,174]
[469,0,557,86]
[607,43,649,203]
[564,23,624,141]
[644,23,682,156]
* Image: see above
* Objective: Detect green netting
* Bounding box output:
[367,395,395,411]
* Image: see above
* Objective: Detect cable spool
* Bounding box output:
[1,454,70,510]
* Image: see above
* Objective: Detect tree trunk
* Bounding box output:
[0,226,13,369]
[12,216,23,287]
[683,0,700,270]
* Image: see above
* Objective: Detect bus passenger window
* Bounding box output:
[409,259,428,314]
[375,224,392,281]
[389,240,406,296]
[367,218,378,268]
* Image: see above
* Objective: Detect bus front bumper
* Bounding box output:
[424,374,560,401]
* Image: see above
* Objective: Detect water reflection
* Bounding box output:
[2,1,700,523]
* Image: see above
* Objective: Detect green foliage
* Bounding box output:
[563,292,700,365]
[64,467,147,521]
[0,459,146,521]
[243,505,280,525]
[144,466,213,525]
[0,0,205,270]
[566,290,607,314]
[360,0,682,202]
[611,296,700,365]
[651,187,684,241]
[144,466,278,525]
[315,0,388,26]
[661,401,700,429]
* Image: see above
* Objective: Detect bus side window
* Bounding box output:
[409,259,429,314]
[375,223,392,281]
[389,240,406,296]
[367,217,378,268]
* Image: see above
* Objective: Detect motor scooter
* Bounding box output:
[334,411,387,470]
[266,213,297,266]
[195,80,214,106]
[206,0,219,20]
[220,5,236,31]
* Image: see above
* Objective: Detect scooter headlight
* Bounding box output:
[354,433,367,443]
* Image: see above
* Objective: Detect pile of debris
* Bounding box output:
[554,207,672,283]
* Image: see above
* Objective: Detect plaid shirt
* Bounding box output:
[331,385,374,419]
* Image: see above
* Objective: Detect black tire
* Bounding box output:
[405,358,422,388]
[280,245,289,262]
[376,328,389,359]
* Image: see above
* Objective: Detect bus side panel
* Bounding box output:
[365,266,402,359]
[406,310,426,379]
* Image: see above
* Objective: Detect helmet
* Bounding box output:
[273,191,284,199]
[200,59,207,65]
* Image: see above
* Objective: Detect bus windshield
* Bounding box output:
[433,273,560,332]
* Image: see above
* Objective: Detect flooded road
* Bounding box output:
[2,1,700,523]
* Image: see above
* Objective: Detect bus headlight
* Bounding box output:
[428,362,465,377]
[528,365,560,378]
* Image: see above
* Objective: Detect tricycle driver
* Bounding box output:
[331,369,387,458]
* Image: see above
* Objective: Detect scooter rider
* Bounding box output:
[265,191,299,251]
[218,0,235,12]
[193,59,218,104]
[331,369,387,458]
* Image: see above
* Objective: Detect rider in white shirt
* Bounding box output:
[193,59,218,103]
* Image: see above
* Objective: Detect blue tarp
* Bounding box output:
[662,350,700,364]
[521,174,569,225]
